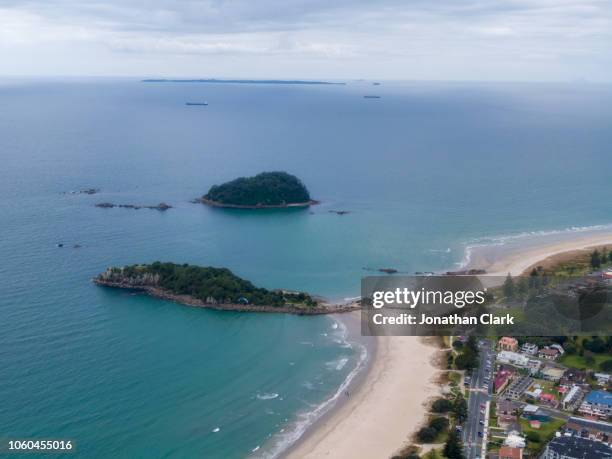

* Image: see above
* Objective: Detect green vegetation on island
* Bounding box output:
[201,171,315,208]
[95,262,317,308]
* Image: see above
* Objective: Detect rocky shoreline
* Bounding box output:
[194,197,320,209]
[93,279,358,315]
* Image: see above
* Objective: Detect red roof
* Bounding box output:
[499,446,522,459]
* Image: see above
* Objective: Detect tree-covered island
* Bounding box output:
[94,262,355,314]
[197,171,318,208]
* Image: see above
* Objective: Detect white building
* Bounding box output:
[498,350,530,367]
[521,342,539,355]
[562,386,584,411]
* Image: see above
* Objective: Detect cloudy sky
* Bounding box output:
[1,0,611,81]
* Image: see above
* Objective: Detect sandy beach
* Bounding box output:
[286,321,441,459]
[470,232,612,276]
[285,231,612,459]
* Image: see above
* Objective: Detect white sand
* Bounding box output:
[286,333,440,459]
[287,231,612,459]
[473,233,612,276]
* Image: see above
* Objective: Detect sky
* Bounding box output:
[0,0,611,81]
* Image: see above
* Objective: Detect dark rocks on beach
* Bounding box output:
[379,268,398,274]
[95,202,172,211]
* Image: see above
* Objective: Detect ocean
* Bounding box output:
[1,78,611,458]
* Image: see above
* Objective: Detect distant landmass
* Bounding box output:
[197,171,318,209]
[94,262,356,314]
[142,78,345,85]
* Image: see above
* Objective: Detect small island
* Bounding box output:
[197,171,318,208]
[94,262,356,314]
[95,202,172,211]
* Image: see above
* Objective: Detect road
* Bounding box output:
[463,339,495,459]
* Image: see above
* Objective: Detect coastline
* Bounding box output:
[93,280,358,315]
[196,197,320,209]
[285,311,443,459]
[467,232,612,276]
[282,229,612,459]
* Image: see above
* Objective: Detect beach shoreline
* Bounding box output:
[282,230,612,459]
[285,312,443,459]
[468,232,612,276]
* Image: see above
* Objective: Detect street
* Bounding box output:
[463,339,495,459]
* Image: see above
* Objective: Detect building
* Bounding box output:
[561,369,587,387]
[565,416,612,444]
[525,387,543,400]
[498,351,529,367]
[595,373,611,387]
[499,337,519,352]
[527,358,542,375]
[495,370,514,394]
[541,366,565,382]
[521,342,539,355]
[550,343,565,355]
[522,404,551,422]
[562,386,585,411]
[580,391,612,419]
[504,431,526,449]
[499,445,523,459]
[543,435,612,459]
[497,399,520,416]
[539,347,561,360]
[505,376,533,400]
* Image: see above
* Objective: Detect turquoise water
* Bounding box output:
[1,79,612,458]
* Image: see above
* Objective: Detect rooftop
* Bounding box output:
[546,435,612,459]
[584,390,612,407]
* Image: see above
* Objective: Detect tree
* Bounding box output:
[452,394,468,423]
[503,273,515,298]
[443,431,465,459]
[517,277,529,296]
[529,268,540,289]
[599,360,612,372]
[526,431,541,443]
[431,398,453,413]
[590,250,602,269]
[429,416,449,433]
[416,426,438,443]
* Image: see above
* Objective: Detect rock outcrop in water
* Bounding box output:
[95,202,172,211]
[94,263,357,315]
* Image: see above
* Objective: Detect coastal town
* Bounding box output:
[459,335,612,459]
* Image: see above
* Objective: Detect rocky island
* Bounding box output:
[196,171,318,208]
[94,262,356,315]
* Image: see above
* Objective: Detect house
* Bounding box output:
[541,393,556,404]
[550,343,565,355]
[565,416,612,443]
[499,445,523,459]
[527,359,542,375]
[543,435,612,459]
[562,386,584,411]
[499,337,519,352]
[495,370,514,394]
[539,347,561,360]
[541,366,565,382]
[521,342,539,355]
[595,373,611,387]
[525,387,543,400]
[522,404,551,422]
[497,399,520,416]
[561,369,587,387]
[580,390,612,419]
[505,376,533,400]
[504,431,526,449]
[498,351,529,367]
